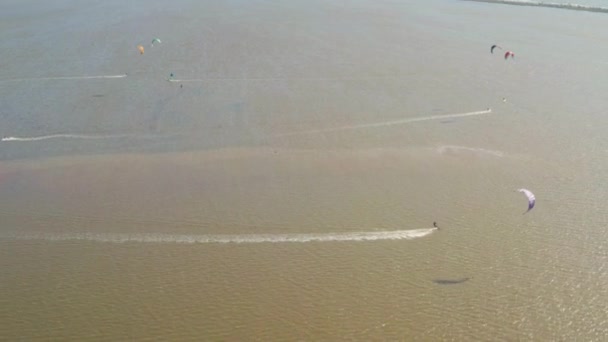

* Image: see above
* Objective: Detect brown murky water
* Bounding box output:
[1,0,607,340]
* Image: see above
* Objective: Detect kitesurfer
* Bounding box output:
[433,221,439,229]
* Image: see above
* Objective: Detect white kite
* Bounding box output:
[518,188,536,213]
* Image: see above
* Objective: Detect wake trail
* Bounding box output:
[278,109,492,136]
[461,0,608,14]
[1,228,437,244]
[1,134,131,142]
[437,145,505,157]
[0,74,127,82]
[167,76,396,83]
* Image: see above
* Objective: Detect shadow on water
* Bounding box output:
[433,277,471,285]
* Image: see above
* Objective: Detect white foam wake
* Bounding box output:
[437,145,504,157]
[1,134,129,142]
[462,0,608,14]
[1,228,437,244]
[278,109,492,136]
[0,74,127,82]
[167,76,396,83]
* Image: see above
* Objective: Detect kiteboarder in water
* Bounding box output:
[433,222,439,229]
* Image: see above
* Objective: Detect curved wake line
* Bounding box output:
[168,76,396,83]
[0,74,127,82]
[437,145,505,157]
[1,229,437,244]
[278,109,492,136]
[2,134,130,142]
[462,0,608,14]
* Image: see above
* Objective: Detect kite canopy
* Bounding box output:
[518,188,536,213]
[490,44,501,54]
[137,45,145,54]
[151,38,162,46]
[504,51,515,59]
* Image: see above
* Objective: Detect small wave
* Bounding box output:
[278,109,492,136]
[437,145,505,157]
[1,134,130,142]
[462,0,608,14]
[1,228,437,244]
[0,74,128,82]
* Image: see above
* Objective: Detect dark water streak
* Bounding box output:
[433,277,471,285]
